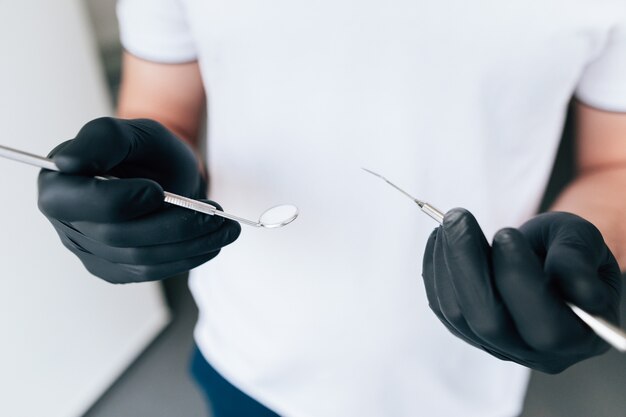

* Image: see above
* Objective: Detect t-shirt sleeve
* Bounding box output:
[116,0,197,63]
[576,22,626,112]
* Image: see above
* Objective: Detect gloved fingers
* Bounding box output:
[46,140,73,158]
[440,208,518,335]
[432,226,482,342]
[424,227,473,339]
[52,217,241,265]
[424,226,532,362]
[105,119,205,196]
[48,118,206,200]
[435,221,528,351]
[423,228,494,351]
[544,243,612,314]
[492,228,597,352]
[68,200,232,247]
[519,212,613,312]
[51,117,137,175]
[422,228,444,318]
[38,171,164,222]
[520,212,606,260]
[72,248,222,284]
[597,251,622,320]
[440,209,495,320]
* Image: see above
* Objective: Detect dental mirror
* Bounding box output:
[0,143,300,229]
[257,204,299,228]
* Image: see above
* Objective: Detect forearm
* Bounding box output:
[116,99,203,151]
[550,166,626,269]
[116,53,204,145]
[115,53,206,173]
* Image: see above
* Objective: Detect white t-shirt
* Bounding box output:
[117,1,626,416]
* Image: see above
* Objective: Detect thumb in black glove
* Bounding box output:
[422,208,621,373]
[38,117,240,283]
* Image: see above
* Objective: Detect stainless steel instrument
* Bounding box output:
[0,143,298,228]
[363,167,626,353]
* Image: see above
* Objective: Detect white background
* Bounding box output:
[0,1,169,416]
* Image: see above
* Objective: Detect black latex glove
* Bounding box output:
[38,117,240,283]
[422,208,621,373]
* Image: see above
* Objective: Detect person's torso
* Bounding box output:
[184,1,624,416]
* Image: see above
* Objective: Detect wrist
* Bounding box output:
[146,121,207,182]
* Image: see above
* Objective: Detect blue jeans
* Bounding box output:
[190,346,281,417]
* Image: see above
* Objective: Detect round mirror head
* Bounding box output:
[258,204,299,228]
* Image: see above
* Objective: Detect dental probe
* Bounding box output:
[361,168,444,223]
[363,167,626,353]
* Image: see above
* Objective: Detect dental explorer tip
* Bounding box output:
[361,167,444,223]
[361,167,381,178]
[361,167,425,207]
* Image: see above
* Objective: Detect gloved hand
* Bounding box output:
[422,208,621,373]
[38,117,240,283]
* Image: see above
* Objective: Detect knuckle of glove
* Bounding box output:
[526,326,573,352]
[123,247,153,266]
[493,227,520,246]
[443,207,475,232]
[88,262,166,284]
[222,220,242,245]
[440,302,466,327]
[83,222,126,247]
[470,314,511,342]
[562,276,607,308]
[81,116,126,137]
[442,208,484,246]
[124,264,168,282]
[46,140,73,158]
[527,212,604,250]
[55,117,128,174]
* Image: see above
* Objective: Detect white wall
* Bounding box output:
[0,2,170,416]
